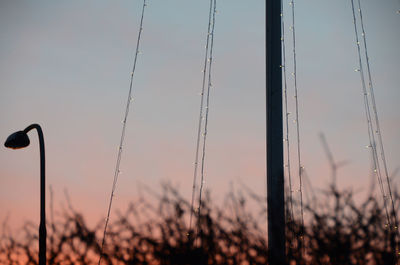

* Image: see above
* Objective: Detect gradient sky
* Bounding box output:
[1,0,399,231]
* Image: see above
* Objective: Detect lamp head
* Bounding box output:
[4,131,30,149]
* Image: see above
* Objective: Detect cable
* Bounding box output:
[98,0,147,263]
[188,0,215,237]
[281,0,295,245]
[197,0,217,241]
[355,0,399,255]
[356,0,398,231]
[350,0,392,231]
[290,0,305,254]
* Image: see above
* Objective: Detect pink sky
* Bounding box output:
[1,0,399,232]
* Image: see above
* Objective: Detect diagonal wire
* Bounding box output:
[98,0,147,264]
[290,0,305,254]
[349,0,391,230]
[281,0,295,245]
[356,0,399,256]
[197,0,217,242]
[188,0,215,237]
[356,0,398,231]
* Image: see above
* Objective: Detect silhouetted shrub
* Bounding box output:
[0,182,399,264]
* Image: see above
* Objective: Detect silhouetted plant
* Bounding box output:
[0,181,399,264]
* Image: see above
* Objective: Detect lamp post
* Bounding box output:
[4,124,46,265]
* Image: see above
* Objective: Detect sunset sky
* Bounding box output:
[1,0,399,231]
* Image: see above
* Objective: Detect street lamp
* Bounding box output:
[4,124,46,265]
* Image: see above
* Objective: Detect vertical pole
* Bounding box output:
[37,125,46,265]
[266,0,285,264]
[24,124,46,265]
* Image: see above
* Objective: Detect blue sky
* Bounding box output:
[0,0,399,230]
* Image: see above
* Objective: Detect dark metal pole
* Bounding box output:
[24,124,46,265]
[266,0,285,264]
